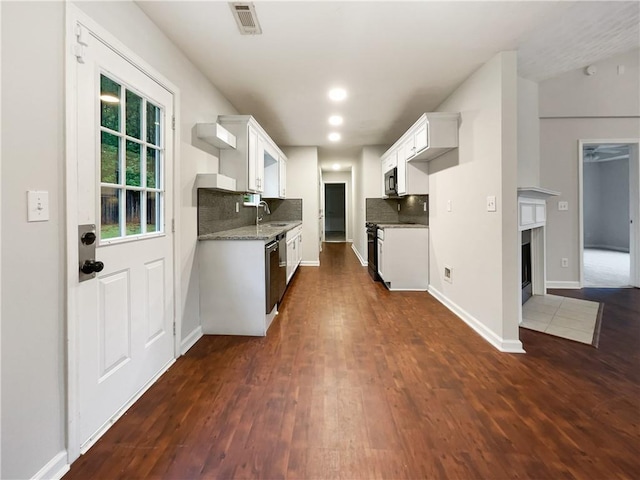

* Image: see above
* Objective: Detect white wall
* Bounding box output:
[540,48,640,283]
[539,49,640,118]
[283,147,320,265]
[2,1,239,477]
[352,146,385,262]
[322,171,352,241]
[428,51,522,351]
[2,3,67,478]
[517,76,540,187]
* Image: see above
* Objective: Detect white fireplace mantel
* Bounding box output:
[518,187,560,230]
[517,186,561,329]
[517,186,561,201]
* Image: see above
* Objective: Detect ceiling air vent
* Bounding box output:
[229,2,262,35]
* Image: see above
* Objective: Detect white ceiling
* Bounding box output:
[137,1,639,150]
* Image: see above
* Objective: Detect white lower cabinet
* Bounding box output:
[377,227,429,291]
[286,225,303,283]
[199,239,277,336]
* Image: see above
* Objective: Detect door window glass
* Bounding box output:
[99,73,164,242]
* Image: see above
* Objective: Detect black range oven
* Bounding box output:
[366,222,380,281]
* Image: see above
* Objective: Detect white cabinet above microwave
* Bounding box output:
[385,112,460,164]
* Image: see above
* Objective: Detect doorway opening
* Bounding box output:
[324,183,346,242]
[580,141,640,288]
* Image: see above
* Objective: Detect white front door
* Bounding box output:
[73,23,175,452]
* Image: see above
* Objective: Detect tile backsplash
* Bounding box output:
[198,190,302,235]
[366,195,428,225]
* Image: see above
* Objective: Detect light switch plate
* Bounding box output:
[27,190,49,222]
[486,195,497,212]
[446,200,452,212]
[558,201,569,211]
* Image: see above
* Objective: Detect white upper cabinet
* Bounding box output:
[384,112,460,163]
[217,115,286,195]
[381,112,459,197]
[248,124,260,192]
[411,113,460,162]
[262,141,286,199]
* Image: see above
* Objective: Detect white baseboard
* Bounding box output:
[585,244,630,253]
[32,451,69,480]
[351,244,367,266]
[546,281,581,289]
[428,286,525,354]
[300,260,320,267]
[180,326,203,355]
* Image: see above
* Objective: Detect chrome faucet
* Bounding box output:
[256,200,271,226]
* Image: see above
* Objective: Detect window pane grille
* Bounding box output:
[99,73,164,242]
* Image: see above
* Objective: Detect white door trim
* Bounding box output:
[65,4,182,463]
[323,180,349,241]
[578,138,640,288]
[0,3,3,474]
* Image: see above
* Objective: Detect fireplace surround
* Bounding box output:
[517,187,560,321]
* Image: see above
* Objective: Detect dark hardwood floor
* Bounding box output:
[65,243,640,479]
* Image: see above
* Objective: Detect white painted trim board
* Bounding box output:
[351,243,367,266]
[428,286,526,353]
[546,281,581,289]
[300,260,320,267]
[323,180,349,242]
[30,451,69,480]
[181,326,203,355]
[578,138,640,288]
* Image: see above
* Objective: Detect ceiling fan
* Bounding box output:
[583,144,629,163]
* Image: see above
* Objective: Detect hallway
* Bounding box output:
[64,243,640,479]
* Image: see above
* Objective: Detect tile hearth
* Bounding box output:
[521,294,601,345]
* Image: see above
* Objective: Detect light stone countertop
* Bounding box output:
[198,221,302,242]
[376,223,428,229]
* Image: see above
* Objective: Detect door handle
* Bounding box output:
[79,224,101,282]
[80,259,104,274]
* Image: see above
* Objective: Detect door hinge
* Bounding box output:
[171,219,175,233]
[171,116,176,131]
[74,24,89,64]
[173,323,176,336]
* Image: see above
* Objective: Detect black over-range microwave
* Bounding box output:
[384,167,397,196]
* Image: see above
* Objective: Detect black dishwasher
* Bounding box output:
[265,233,287,313]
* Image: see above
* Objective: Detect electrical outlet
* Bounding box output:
[558,201,569,211]
[486,195,497,212]
[235,202,239,213]
[423,202,427,212]
[447,200,452,212]
[561,258,568,268]
[444,266,453,283]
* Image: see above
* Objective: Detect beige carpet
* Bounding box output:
[521,294,602,345]
[584,248,630,287]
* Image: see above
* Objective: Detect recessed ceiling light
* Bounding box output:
[332,164,340,170]
[328,115,343,126]
[328,132,341,142]
[328,88,347,102]
[100,94,120,104]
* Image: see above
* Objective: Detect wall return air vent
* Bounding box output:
[229,2,262,35]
